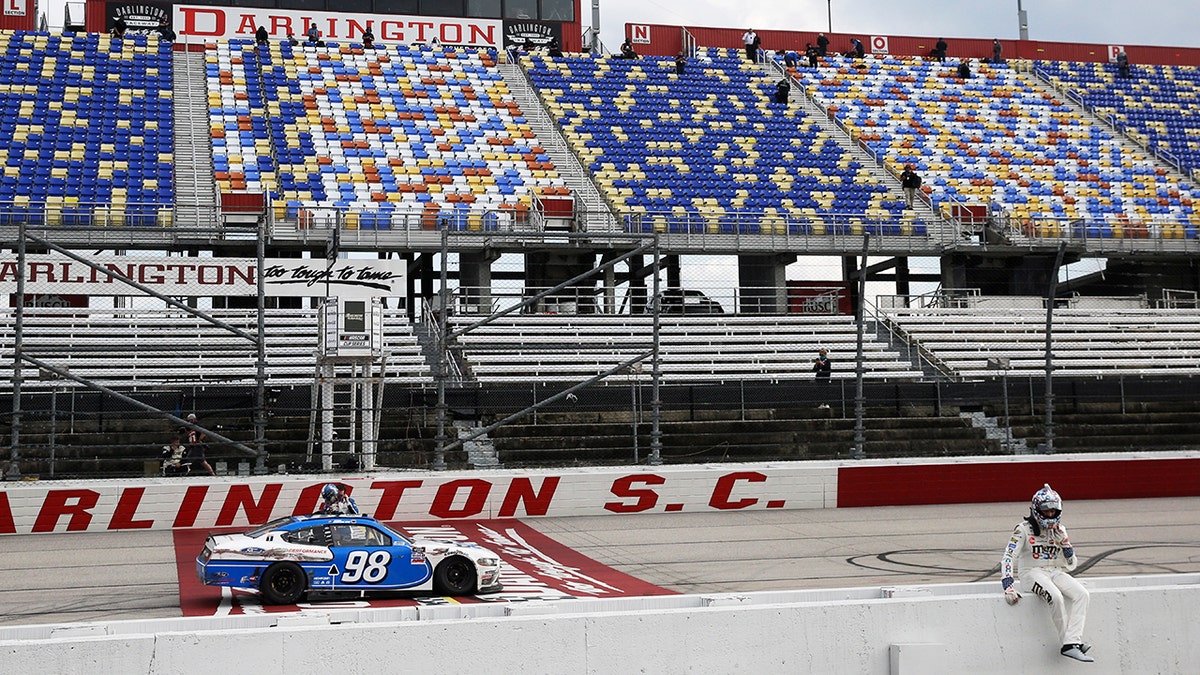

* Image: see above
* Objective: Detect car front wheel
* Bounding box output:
[433,556,477,595]
[261,562,307,604]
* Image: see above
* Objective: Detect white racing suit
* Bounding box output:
[1001,518,1089,647]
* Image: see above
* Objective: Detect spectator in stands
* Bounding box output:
[110,18,127,40]
[675,50,687,75]
[1001,484,1093,662]
[774,78,791,104]
[620,38,638,59]
[158,20,176,42]
[306,24,323,47]
[992,38,1004,64]
[1116,49,1130,77]
[180,413,216,476]
[812,348,832,383]
[900,164,923,208]
[548,37,563,58]
[783,49,799,68]
[933,37,948,62]
[742,29,760,63]
[161,437,189,476]
[846,38,865,59]
[957,59,972,79]
[806,43,820,68]
[362,27,375,48]
[286,33,298,47]
[816,33,830,57]
[255,25,269,46]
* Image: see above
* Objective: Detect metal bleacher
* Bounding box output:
[449,314,922,385]
[882,306,1200,378]
[0,308,432,390]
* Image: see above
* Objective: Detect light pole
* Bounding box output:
[827,0,832,33]
[1017,0,1029,40]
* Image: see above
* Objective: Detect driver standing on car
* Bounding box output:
[321,483,360,515]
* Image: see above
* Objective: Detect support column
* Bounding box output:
[738,254,796,313]
[459,249,500,314]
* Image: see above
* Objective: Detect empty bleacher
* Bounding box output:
[0,308,432,389]
[882,305,1200,377]
[206,40,569,229]
[0,30,174,225]
[525,48,923,235]
[788,54,1200,235]
[450,314,922,385]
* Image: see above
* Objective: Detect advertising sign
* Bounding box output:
[0,254,406,298]
[174,4,502,47]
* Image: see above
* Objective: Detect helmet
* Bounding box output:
[186,413,197,421]
[1030,483,1063,529]
[321,483,339,502]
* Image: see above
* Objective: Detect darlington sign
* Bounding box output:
[174,5,501,46]
[0,254,405,298]
[0,470,812,534]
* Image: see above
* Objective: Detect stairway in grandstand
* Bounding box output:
[1034,61,1200,177]
[523,48,929,238]
[879,301,1200,378]
[173,48,219,228]
[497,57,618,231]
[788,53,1200,241]
[204,39,571,230]
[765,53,951,240]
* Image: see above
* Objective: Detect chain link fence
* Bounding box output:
[4,227,1199,478]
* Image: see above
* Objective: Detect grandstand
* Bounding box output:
[2,8,1200,476]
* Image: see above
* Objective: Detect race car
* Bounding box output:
[196,514,503,604]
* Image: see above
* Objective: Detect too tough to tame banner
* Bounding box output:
[0,254,406,298]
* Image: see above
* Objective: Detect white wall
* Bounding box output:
[3,578,1198,674]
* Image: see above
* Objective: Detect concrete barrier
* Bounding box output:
[2,576,1197,673]
[3,452,1198,535]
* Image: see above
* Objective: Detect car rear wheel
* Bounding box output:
[433,556,477,595]
[261,562,307,604]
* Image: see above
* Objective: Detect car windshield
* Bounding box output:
[244,516,298,538]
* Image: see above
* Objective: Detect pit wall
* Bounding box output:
[3,578,1198,674]
[3,453,1199,534]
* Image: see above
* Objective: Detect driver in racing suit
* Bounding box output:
[1000,483,1093,662]
[320,483,360,515]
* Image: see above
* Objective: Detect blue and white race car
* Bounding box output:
[196,514,503,604]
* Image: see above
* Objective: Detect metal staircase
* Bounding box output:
[496,60,619,232]
[171,49,219,229]
[766,59,957,244]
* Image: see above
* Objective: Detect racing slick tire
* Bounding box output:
[433,556,477,595]
[261,562,307,604]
